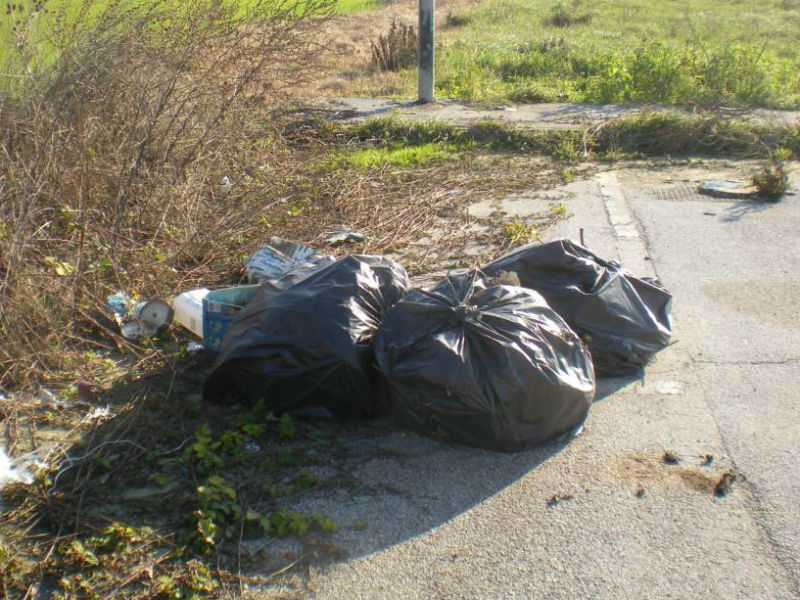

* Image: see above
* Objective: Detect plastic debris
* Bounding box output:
[120,300,174,341]
[698,180,758,199]
[202,286,259,352]
[483,238,672,375]
[0,447,34,490]
[172,288,210,338]
[373,271,595,451]
[106,292,134,317]
[107,293,174,340]
[38,388,63,407]
[81,406,112,425]
[218,175,233,197]
[245,237,324,284]
[324,225,365,246]
[204,255,410,418]
[186,341,205,353]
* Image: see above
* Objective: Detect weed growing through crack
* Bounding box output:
[753,148,792,200]
[505,221,539,245]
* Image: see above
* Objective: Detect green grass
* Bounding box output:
[399,0,800,108]
[332,142,464,168]
[334,0,378,13]
[345,113,800,160]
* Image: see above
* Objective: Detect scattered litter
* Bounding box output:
[186,341,205,353]
[0,447,34,490]
[324,225,366,246]
[714,470,736,497]
[634,485,646,498]
[172,288,210,338]
[0,391,6,401]
[76,381,95,403]
[244,440,262,454]
[81,406,112,425]
[120,299,173,340]
[245,237,326,284]
[107,294,173,340]
[699,180,758,199]
[700,453,714,467]
[703,211,717,216]
[38,388,64,407]
[373,270,595,451]
[218,175,233,197]
[106,292,134,317]
[546,493,574,508]
[662,451,680,465]
[205,256,409,418]
[202,286,259,352]
[483,238,673,376]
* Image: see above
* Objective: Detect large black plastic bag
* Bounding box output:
[203,255,410,418]
[373,271,596,451]
[483,239,672,376]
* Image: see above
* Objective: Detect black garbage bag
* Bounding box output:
[203,255,410,418]
[483,239,672,376]
[372,271,596,451]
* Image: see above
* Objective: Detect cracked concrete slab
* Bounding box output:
[306,98,800,130]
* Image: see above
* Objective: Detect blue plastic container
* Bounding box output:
[202,286,259,351]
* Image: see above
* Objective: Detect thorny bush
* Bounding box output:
[0,0,334,387]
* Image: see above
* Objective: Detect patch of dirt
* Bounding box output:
[615,452,738,497]
[546,493,574,508]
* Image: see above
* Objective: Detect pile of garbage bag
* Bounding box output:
[483,239,672,375]
[199,237,672,451]
[372,271,595,451]
[204,255,409,419]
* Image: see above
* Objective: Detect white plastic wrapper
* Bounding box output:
[0,447,34,490]
[245,237,320,284]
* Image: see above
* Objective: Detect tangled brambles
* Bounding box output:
[0,0,334,387]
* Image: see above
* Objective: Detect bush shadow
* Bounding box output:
[720,198,779,223]
[43,351,572,586]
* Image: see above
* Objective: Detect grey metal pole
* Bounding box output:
[418,0,435,103]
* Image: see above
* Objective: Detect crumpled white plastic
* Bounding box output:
[0,447,35,489]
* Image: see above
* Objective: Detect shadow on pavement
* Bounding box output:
[720,198,776,222]
[44,351,574,579]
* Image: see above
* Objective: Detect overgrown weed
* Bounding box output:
[753,148,792,200]
[0,0,334,388]
[370,20,416,72]
[544,0,593,28]
[346,113,800,161]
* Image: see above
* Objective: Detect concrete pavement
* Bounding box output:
[259,161,800,599]
[308,97,800,130]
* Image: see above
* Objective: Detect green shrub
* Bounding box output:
[628,42,694,104]
[753,148,792,200]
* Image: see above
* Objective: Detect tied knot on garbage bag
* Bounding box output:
[453,302,481,324]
